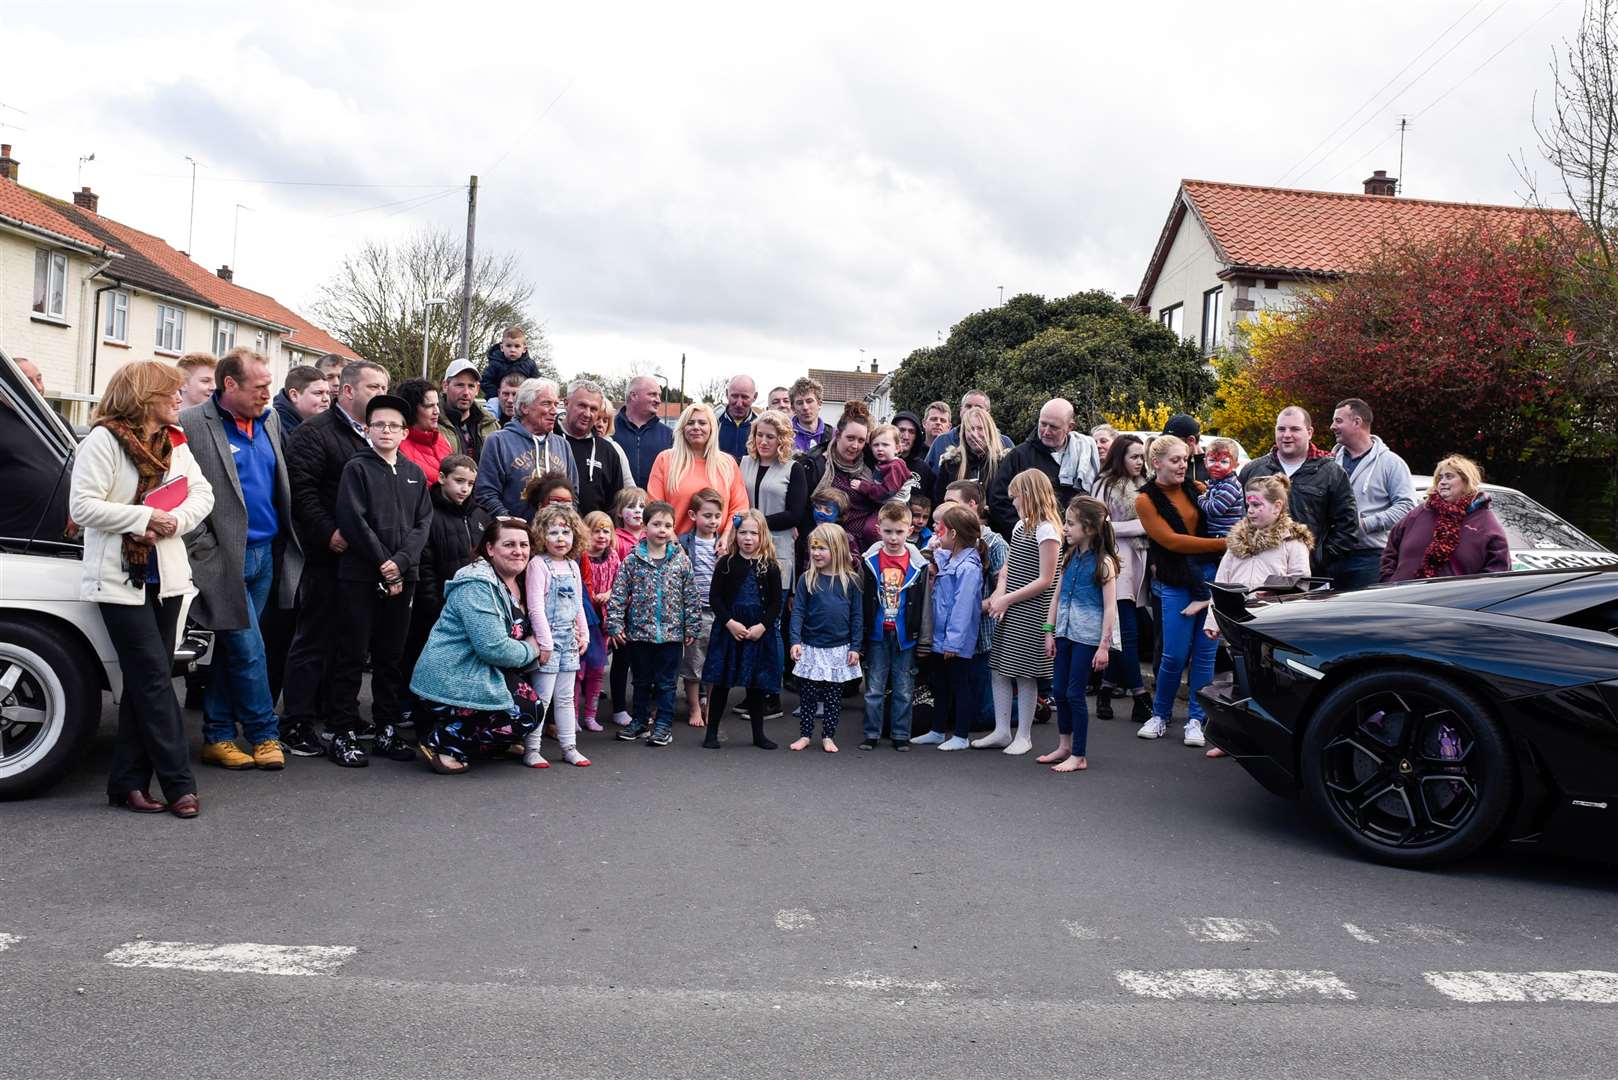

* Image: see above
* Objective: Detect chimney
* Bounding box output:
[73,186,99,213]
[869,359,878,374]
[216,265,233,282]
[0,144,17,182]
[1362,169,1397,197]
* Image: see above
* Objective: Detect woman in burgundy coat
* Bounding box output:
[1380,455,1510,582]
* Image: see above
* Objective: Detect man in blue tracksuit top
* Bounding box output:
[612,374,674,488]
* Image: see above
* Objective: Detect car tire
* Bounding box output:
[1300,668,1513,868]
[0,620,99,799]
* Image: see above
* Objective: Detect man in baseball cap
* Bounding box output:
[438,358,498,461]
[1163,413,1208,483]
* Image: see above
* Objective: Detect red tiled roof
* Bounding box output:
[1137,179,1579,306]
[807,368,885,404]
[0,176,118,252]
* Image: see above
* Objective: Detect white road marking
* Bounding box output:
[1117,969,1357,1002]
[1063,921,1102,941]
[104,941,356,977]
[825,972,954,995]
[1425,971,1618,1004]
[0,933,20,952]
[1396,923,1468,946]
[1182,917,1279,943]
[1342,922,1379,944]
[774,909,816,930]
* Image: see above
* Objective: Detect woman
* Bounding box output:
[596,396,636,484]
[1134,435,1227,748]
[647,402,749,533]
[397,377,453,485]
[741,409,808,587]
[1381,455,1509,582]
[807,402,874,546]
[892,410,935,505]
[70,361,215,817]
[933,405,1007,506]
[409,518,544,773]
[1095,434,1152,723]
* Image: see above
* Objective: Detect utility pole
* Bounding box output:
[997,284,1004,306]
[679,352,687,409]
[458,175,478,362]
[184,155,203,255]
[1396,117,1409,194]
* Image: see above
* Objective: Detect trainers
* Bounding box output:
[858,738,878,751]
[201,740,256,770]
[1183,719,1206,748]
[251,740,285,770]
[1136,716,1168,740]
[892,739,911,752]
[615,723,647,741]
[648,729,673,747]
[910,730,946,746]
[328,733,369,767]
[761,694,784,720]
[373,724,416,762]
[279,720,325,757]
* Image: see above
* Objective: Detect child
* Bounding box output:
[859,501,927,751]
[788,523,863,753]
[608,500,701,746]
[606,486,650,726]
[481,325,542,401]
[1041,496,1119,773]
[679,487,725,728]
[405,453,490,720]
[908,492,934,550]
[1185,437,1243,616]
[927,504,986,752]
[576,510,620,732]
[523,472,577,516]
[980,469,1062,756]
[524,505,592,768]
[329,394,434,767]
[845,423,914,548]
[700,509,783,750]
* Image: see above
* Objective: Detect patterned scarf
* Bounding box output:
[1417,488,1471,579]
[95,418,174,583]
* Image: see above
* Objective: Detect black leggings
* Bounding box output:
[609,648,629,713]
[100,588,195,803]
[706,683,766,742]
[798,679,842,739]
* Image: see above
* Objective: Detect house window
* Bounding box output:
[1158,303,1184,338]
[255,329,268,353]
[213,317,236,355]
[1201,287,1224,354]
[103,290,130,344]
[155,304,185,353]
[32,250,68,320]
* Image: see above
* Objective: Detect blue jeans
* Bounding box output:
[628,641,682,735]
[203,540,279,744]
[1053,638,1096,755]
[1330,548,1382,591]
[1151,577,1216,724]
[973,651,992,728]
[1106,600,1144,693]
[862,634,915,741]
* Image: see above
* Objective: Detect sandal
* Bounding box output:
[417,743,468,775]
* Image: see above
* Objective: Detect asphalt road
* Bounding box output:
[3,683,1617,1080]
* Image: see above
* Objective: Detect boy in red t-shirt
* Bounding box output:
[857,501,929,750]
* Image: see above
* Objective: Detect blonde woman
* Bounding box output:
[647,402,749,534]
[71,361,215,817]
[932,405,1007,505]
[788,523,863,752]
[978,469,1062,755]
[1381,455,1509,581]
[740,409,807,586]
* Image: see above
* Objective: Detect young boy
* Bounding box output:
[480,325,542,401]
[609,500,701,746]
[329,394,434,767]
[1186,437,1244,615]
[811,487,848,527]
[678,488,725,728]
[908,492,934,549]
[404,454,489,720]
[859,502,928,751]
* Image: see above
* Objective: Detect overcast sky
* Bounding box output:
[3,0,1581,395]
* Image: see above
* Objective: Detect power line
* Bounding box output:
[484,75,577,175]
[325,185,465,218]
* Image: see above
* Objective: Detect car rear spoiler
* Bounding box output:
[1211,576,1334,622]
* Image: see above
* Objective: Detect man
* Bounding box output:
[560,378,625,516]
[1238,406,1359,575]
[177,352,217,407]
[438,357,499,462]
[180,347,304,771]
[767,386,792,413]
[272,365,330,437]
[282,359,389,755]
[613,373,674,488]
[717,374,757,461]
[15,357,45,396]
[923,400,951,447]
[476,377,579,520]
[987,398,1098,538]
[316,353,348,395]
[789,376,833,454]
[1329,397,1416,590]
[488,371,524,424]
[925,389,1013,471]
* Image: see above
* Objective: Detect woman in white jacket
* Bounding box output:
[70,361,213,817]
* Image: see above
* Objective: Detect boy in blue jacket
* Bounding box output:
[859,502,928,751]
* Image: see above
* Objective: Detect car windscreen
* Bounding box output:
[0,365,74,547]
[1486,489,1603,552]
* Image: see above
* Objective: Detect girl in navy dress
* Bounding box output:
[701,509,784,749]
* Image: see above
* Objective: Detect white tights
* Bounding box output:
[526,669,577,749]
[991,673,1037,745]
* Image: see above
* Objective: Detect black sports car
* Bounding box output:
[1199,569,1618,867]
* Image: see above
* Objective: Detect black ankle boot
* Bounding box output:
[1131,692,1152,724]
[1096,687,1114,720]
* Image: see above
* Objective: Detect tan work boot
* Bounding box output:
[201,740,256,769]
[251,740,286,770]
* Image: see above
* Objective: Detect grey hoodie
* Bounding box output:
[1331,435,1416,551]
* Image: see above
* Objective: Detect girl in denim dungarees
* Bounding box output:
[525,505,593,768]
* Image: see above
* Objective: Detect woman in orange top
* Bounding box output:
[1134,434,1227,748]
[647,402,749,535]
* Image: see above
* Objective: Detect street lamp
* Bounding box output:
[420,297,448,378]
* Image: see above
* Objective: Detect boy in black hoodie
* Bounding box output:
[479,326,542,401]
[328,394,434,767]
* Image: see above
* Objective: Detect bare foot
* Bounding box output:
[1051,755,1088,772]
[790,737,811,751]
[1205,747,1227,758]
[1180,600,1209,617]
[1036,747,1071,764]
[688,716,707,728]
[822,737,839,753]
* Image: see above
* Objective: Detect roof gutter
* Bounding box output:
[83,255,118,397]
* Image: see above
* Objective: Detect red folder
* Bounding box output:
[143,475,189,512]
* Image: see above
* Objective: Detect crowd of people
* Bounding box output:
[62,333,1514,818]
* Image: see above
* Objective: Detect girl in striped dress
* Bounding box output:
[978,469,1062,756]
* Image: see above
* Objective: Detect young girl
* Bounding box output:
[788,523,863,753]
[701,509,784,750]
[980,469,1062,756]
[576,510,620,732]
[929,504,986,752]
[524,505,592,768]
[523,473,578,517]
[845,423,914,549]
[1209,475,1314,594]
[1041,496,1119,773]
[606,487,649,725]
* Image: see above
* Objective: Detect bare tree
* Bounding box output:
[697,376,727,405]
[311,228,555,386]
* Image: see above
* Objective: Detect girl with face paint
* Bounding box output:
[606,487,650,726]
[524,505,593,768]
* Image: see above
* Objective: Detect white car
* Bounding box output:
[0,351,207,798]
[1409,475,1616,572]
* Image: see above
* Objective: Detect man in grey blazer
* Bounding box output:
[180,346,303,771]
